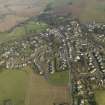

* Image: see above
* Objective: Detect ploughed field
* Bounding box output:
[0,0,48,32]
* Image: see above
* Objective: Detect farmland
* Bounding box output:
[0,68,70,105]
[0,0,105,43]
[25,70,70,105]
[0,20,48,44]
[0,68,28,105]
[0,0,48,32]
[0,0,105,32]
[48,0,105,23]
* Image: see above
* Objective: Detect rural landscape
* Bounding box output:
[0,0,105,105]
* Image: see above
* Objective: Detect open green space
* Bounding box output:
[95,89,105,105]
[0,69,29,105]
[48,71,69,86]
[0,20,48,44]
[25,21,48,33]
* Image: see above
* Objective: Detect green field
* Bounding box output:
[0,69,29,105]
[0,68,70,105]
[95,89,105,105]
[48,71,69,86]
[0,20,48,44]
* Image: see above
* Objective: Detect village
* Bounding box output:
[0,14,105,105]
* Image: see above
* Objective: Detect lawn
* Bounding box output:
[48,71,69,86]
[95,89,105,105]
[0,69,29,105]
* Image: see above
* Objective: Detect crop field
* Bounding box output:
[0,0,48,32]
[0,68,29,105]
[0,0,104,32]
[0,68,70,105]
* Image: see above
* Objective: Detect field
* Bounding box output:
[25,70,70,105]
[0,20,48,44]
[49,0,105,23]
[0,68,29,105]
[95,89,105,105]
[0,0,105,32]
[48,71,69,86]
[0,68,70,105]
[0,0,48,32]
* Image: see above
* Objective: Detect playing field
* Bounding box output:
[0,68,70,105]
